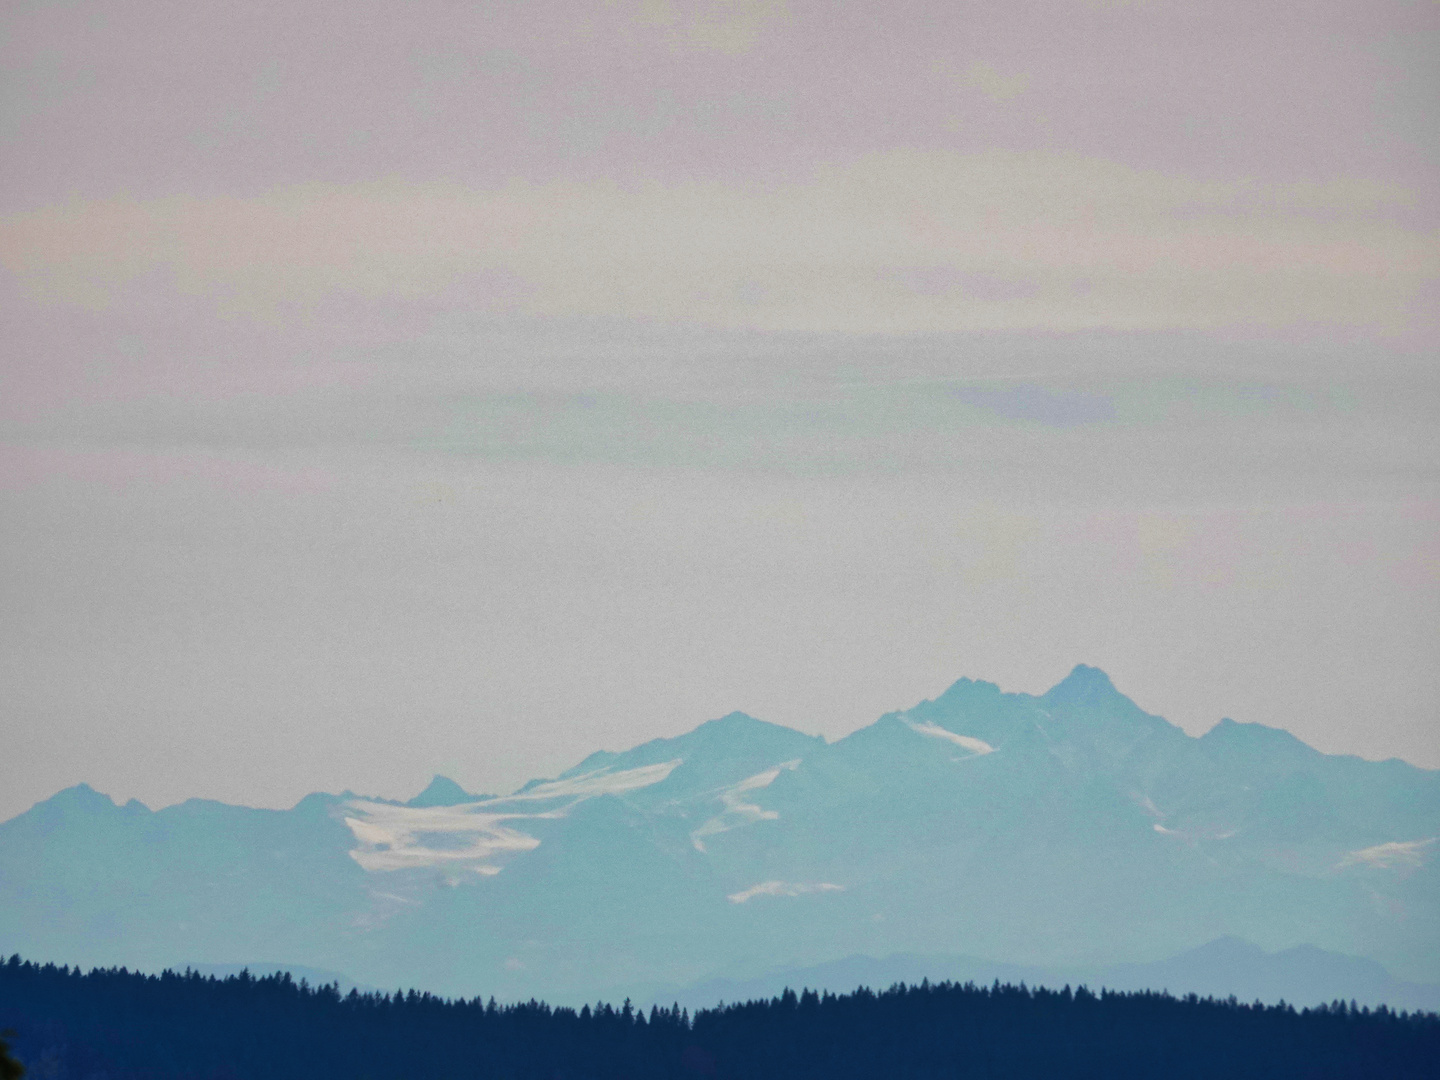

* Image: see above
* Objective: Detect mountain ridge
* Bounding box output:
[4,665,1436,1003]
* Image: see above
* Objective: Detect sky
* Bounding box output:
[1,0,1437,821]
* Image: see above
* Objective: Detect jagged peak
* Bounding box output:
[936,676,1004,702]
[289,791,346,814]
[694,710,785,733]
[40,783,118,812]
[407,775,476,807]
[0,783,138,828]
[550,711,822,785]
[1200,716,1316,754]
[1042,664,1123,707]
[626,711,820,763]
[681,712,825,759]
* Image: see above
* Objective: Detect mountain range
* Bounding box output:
[3,666,1437,1005]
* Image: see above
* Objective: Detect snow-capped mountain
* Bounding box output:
[3,666,1436,1003]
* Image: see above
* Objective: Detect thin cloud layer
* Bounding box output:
[5,154,1431,334]
[1,0,1436,827]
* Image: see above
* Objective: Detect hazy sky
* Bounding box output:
[2,0,1437,821]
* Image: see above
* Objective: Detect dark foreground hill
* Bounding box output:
[2,954,1436,1080]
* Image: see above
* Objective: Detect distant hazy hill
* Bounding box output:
[3,666,1437,1004]
[672,936,1440,1014]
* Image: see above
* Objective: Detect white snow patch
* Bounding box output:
[727,880,845,903]
[903,719,994,756]
[371,891,421,906]
[1153,822,1235,842]
[495,760,683,803]
[691,760,799,852]
[342,760,682,872]
[1338,838,1436,870]
[343,803,542,872]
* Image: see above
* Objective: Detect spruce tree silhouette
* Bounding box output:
[1,955,1436,1078]
[0,1029,23,1080]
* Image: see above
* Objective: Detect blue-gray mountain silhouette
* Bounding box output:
[407,775,485,807]
[2,666,1435,1004]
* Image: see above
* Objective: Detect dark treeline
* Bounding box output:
[2,953,1436,1079]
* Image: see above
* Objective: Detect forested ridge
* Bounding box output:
[1,953,1436,1079]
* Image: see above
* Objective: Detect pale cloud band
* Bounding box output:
[5,150,1432,336]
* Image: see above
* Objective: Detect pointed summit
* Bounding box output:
[407,775,476,807]
[39,783,118,814]
[1042,664,1122,708]
[1200,716,1320,766]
